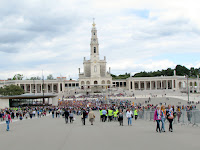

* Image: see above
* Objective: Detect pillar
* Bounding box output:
[172,80,174,89]
[192,82,195,93]
[155,81,157,90]
[58,83,60,93]
[52,83,53,93]
[40,84,42,93]
[166,80,168,89]
[47,84,48,93]
[35,84,37,93]
[133,81,135,90]
[24,84,26,93]
[150,81,152,90]
[139,81,141,90]
[30,84,32,93]
[161,80,162,89]
[144,81,146,90]
[62,83,65,92]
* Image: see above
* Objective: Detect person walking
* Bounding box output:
[161,105,166,132]
[108,108,113,122]
[167,105,174,132]
[118,109,124,126]
[99,108,103,122]
[176,106,182,123]
[102,108,107,122]
[82,109,87,125]
[134,108,138,120]
[69,111,74,123]
[114,110,118,121]
[64,109,69,123]
[52,109,55,118]
[4,111,12,131]
[154,105,162,133]
[126,109,133,126]
[88,108,95,125]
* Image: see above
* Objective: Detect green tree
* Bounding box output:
[175,65,190,76]
[13,74,24,80]
[0,85,24,96]
[30,76,41,80]
[47,74,54,80]
[111,73,130,79]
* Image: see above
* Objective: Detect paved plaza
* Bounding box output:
[0,112,200,150]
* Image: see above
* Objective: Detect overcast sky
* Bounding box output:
[0,0,200,80]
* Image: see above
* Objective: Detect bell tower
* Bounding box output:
[90,18,99,61]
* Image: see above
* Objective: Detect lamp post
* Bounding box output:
[42,70,45,104]
[33,79,35,95]
[187,75,189,102]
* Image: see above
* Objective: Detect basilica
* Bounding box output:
[78,21,112,93]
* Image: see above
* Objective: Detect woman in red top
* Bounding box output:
[3,111,12,131]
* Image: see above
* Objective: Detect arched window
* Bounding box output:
[94,47,96,53]
[94,65,97,72]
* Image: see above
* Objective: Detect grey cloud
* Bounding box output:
[0,44,19,53]
[132,17,200,40]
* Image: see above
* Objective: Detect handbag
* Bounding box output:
[168,116,174,119]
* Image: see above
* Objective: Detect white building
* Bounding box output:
[78,20,112,93]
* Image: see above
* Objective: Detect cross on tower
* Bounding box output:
[92,18,96,27]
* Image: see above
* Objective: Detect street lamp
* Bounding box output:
[186,75,189,102]
[42,70,45,104]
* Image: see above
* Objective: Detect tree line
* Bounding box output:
[133,65,200,78]
[111,65,200,79]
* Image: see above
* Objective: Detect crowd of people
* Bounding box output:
[0,95,199,132]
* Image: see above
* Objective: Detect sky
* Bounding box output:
[0,0,200,80]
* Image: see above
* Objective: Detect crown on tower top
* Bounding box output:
[92,18,96,27]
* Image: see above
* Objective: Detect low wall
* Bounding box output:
[0,98,9,109]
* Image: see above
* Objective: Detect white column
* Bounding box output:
[172,80,174,89]
[144,81,146,90]
[192,82,195,93]
[166,80,168,89]
[52,83,54,93]
[24,84,27,93]
[133,81,135,90]
[40,84,42,93]
[150,81,152,90]
[30,84,32,93]
[35,84,37,93]
[58,83,60,93]
[139,81,141,90]
[62,83,65,92]
[161,80,162,89]
[47,84,48,93]
[155,81,157,90]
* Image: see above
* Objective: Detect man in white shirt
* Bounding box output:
[126,109,133,126]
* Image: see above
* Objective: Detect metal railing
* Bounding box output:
[136,110,200,127]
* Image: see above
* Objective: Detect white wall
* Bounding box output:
[52,96,59,106]
[0,99,9,109]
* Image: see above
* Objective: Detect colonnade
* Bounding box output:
[129,80,175,91]
[19,82,79,94]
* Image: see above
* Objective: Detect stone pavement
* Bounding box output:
[0,112,200,150]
